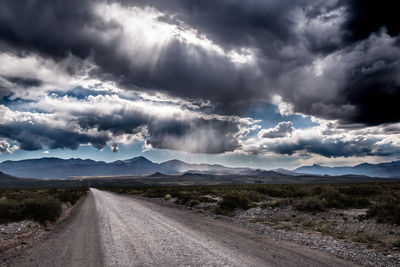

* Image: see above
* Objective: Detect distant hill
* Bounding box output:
[238,169,287,178]
[0,157,151,179]
[0,171,56,188]
[0,171,18,180]
[295,161,400,178]
[1,156,399,179]
[159,160,193,172]
[273,168,303,176]
[147,172,170,178]
[0,157,249,179]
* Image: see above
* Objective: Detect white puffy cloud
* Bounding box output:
[0,91,258,154]
[245,120,400,158]
[258,121,294,139]
[0,140,18,154]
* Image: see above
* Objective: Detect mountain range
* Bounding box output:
[0,157,399,179]
[0,157,250,179]
[295,161,400,178]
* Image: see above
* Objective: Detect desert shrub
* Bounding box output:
[0,188,87,224]
[243,190,264,202]
[255,185,308,198]
[22,198,62,223]
[367,196,400,224]
[311,186,324,195]
[0,197,61,224]
[142,188,168,198]
[294,197,326,212]
[337,184,382,197]
[352,233,381,244]
[260,200,280,208]
[318,188,370,209]
[198,196,217,203]
[188,199,201,207]
[260,199,291,209]
[0,200,20,222]
[173,192,193,205]
[216,194,253,216]
[101,182,400,221]
[54,189,86,205]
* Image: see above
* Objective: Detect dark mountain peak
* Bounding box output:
[123,156,153,164]
[273,168,302,176]
[180,171,211,178]
[239,169,284,177]
[356,162,373,167]
[162,159,185,164]
[160,159,191,167]
[380,160,400,167]
[258,170,285,177]
[147,172,168,177]
[295,160,400,178]
[0,171,9,176]
[21,157,60,162]
[0,171,17,179]
[159,159,192,172]
[3,157,100,164]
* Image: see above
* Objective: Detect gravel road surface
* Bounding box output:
[3,188,359,266]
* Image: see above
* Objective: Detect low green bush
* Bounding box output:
[101,182,400,222]
[367,196,400,224]
[294,197,326,212]
[0,197,61,223]
[0,188,87,224]
[261,199,291,209]
[215,194,253,216]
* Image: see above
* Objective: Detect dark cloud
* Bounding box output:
[277,33,400,126]
[0,0,109,59]
[125,0,400,125]
[71,101,243,153]
[0,94,246,154]
[344,58,400,125]
[266,136,399,158]
[135,0,299,51]
[0,0,266,110]
[101,40,263,107]
[3,76,42,88]
[341,0,399,43]
[0,0,399,157]
[146,118,241,153]
[111,143,119,153]
[0,121,108,151]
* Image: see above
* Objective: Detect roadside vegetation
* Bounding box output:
[0,188,87,224]
[102,182,400,221]
[102,182,400,249]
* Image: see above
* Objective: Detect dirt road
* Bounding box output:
[3,188,359,266]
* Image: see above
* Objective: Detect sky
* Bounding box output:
[0,0,399,169]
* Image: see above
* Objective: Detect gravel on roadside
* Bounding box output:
[146,196,400,267]
[234,207,400,267]
[0,221,39,242]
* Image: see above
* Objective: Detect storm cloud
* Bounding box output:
[0,0,399,125]
[245,121,400,158]
[0,0,399,162]
[0,93,252,154]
